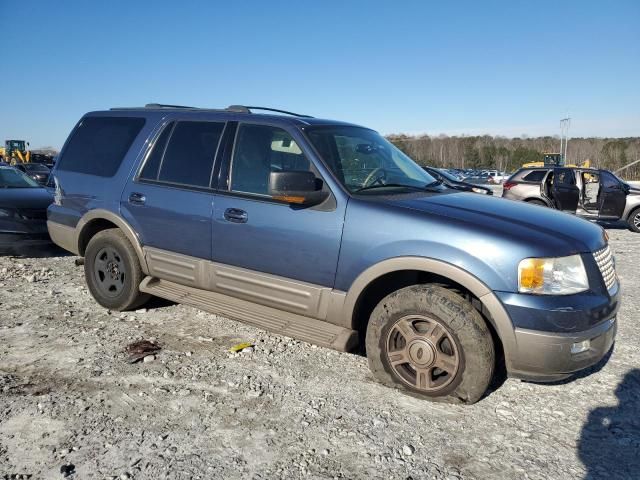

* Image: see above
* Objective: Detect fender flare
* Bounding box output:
[341,257,517,367]
[76,209,148,273]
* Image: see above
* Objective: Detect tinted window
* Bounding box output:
[157,121,225,187]
[601,171,620,188]
[556,169,575,185]
[523,170,547,182]
[140,123,174,181]
[57,116,145,177]
[231,124,310,195]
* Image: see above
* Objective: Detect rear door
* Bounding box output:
[551,168,579,213]
[120,118,226,260]
[598,170,626,219]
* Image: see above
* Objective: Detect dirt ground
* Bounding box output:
[0,226,638,480]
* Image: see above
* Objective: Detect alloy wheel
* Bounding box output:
[385,314,460,392]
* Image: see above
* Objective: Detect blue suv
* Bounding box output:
[47,104,619,404]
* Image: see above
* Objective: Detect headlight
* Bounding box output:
[471,187,488,194]
[518,255,588,295]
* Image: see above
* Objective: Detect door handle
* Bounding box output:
[224,208,248,223]
[128,192,146,205]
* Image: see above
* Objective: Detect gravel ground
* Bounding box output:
[0,227,638,480]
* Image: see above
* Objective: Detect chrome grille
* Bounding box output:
[593,245,617,292]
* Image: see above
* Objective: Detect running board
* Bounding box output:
[139,277,358,352]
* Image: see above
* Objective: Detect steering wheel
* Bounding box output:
[362,167,387,188]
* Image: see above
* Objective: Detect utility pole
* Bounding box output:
[560,117,571,164]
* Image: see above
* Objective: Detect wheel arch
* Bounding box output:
[342,257,517,368]
[524,197,549,206]
[76,209,148,273]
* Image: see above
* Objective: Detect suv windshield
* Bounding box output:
[0,167,40,188]
[305,126,437,193]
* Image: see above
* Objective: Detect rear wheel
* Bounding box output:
[526,199,547,207]
[628,208,640,233]
[84,229,149,311]
[365,284,495,404]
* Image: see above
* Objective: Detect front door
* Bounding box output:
[212,123,345,290]
[551,168,579,213]
[598,170,626,219]
[120,119,225,260]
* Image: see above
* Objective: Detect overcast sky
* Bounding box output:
[2,0,639,149]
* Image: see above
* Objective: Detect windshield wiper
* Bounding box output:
[354,182,441,193]
[425,178,443,187]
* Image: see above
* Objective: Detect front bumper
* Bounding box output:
[497,286,619,381]
[508,316,617,381]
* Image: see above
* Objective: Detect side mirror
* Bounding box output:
[269,171,329,206]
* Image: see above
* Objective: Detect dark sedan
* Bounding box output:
[0,166,53,251]
[13,162,51,185]
[423,166,493,195]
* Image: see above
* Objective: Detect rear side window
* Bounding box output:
[556,169,575,185]
[57,116,145,177]
[522,170,547,182]
[139,123,174,181]
[601,171,620,188]
[155,121,225,187]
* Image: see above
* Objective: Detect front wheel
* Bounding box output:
[365,284,495,404]
[628,207,640,233]
[84,229,149,311]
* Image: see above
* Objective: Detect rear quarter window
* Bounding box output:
[522,170,547,182]
[57,116,145,177]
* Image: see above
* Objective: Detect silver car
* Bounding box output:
[503,167,640,232]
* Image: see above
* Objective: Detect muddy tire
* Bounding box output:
[365,284,495,404]
[628,208,640,233]
[84,229,149,311]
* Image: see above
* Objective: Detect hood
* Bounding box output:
[0,187,53,210]
[381,191,606,254]
[626,183,640,195]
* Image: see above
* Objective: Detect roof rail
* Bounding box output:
[227,105,313,118]
[144,103,197,109]
[111,104,313,118]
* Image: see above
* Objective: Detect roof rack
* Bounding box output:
[144,103,198,109]
[111,104,313,118]
[226,105,313,118]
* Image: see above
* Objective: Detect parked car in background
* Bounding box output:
[503,166,640,231]
[0,166,53,251]
[423,166,493,195]
[48,104,618,404]
[13,162,51,185]
[488,172,508,184]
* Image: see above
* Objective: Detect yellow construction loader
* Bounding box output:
[523,152,590,169]
[0,140,31,164]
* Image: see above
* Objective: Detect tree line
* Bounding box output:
[387,134,640,179]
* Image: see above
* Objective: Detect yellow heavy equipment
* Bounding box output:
[0,140,31,164]
[523,152,590,169]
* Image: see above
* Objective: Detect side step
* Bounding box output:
[139,277,358,352]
